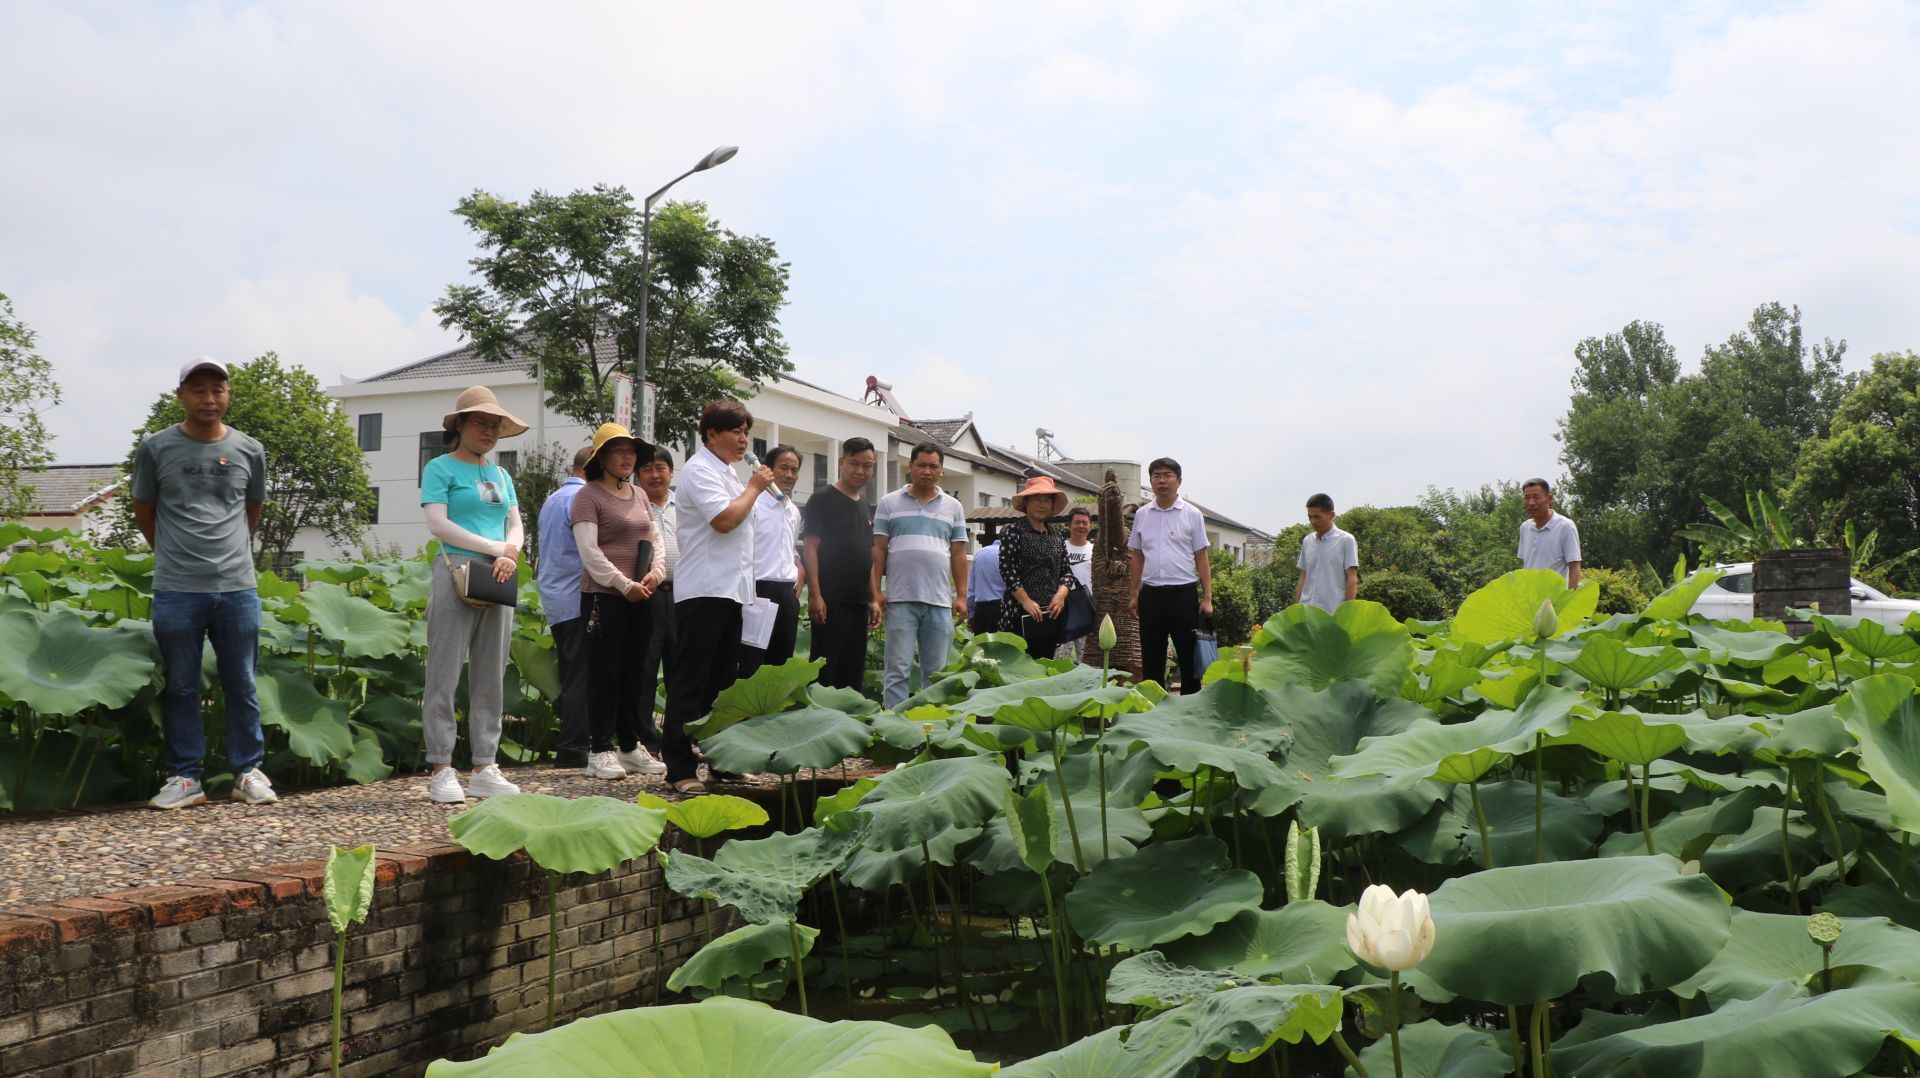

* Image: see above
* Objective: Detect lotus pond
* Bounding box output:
[416,565,1920,1076]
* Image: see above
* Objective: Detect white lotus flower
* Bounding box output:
[1533,598,1559,641]
[1346,884,1436,972]
[1099,614,1117,652]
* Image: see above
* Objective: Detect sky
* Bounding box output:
[3,0,1917,531]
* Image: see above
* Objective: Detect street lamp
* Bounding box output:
[636,145,739,400]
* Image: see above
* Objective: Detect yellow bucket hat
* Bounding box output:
[587,422,654,465]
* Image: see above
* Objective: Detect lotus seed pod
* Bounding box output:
[1808,912,1844,945]
[1533,598,1559,641]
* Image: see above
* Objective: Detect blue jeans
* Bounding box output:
[152,589,265,781]
[882,601,954,708]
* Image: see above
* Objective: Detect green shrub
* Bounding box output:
[1210,566,1258,647]
[1355,570,1448,622]
[1584,566,1652,615]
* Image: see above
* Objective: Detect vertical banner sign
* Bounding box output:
[639,381,658,445]
[611,373,633,431]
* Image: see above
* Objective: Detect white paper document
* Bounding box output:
[740,596,778,649]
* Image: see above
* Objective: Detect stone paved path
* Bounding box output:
[0,762,826,910]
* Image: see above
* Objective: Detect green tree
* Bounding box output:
[506,441,572,569]
[436,188,791,443]
[1787,351,1920,587]
[1559,303,1855,569]
[0,293,61,519]
[108,353,372,565]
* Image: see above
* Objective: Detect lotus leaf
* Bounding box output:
[323,844,377,934]
[667,921,819,993]
[1822,881,1920,931]
[700,707,872,775]
[1813,613,1920,664]
[1245,601,1413,696]
[256,663,355,765]
[1452,569,1597,645]
[1566,634,1688,693]
[1641,569,1727,622]
[1158,900,1357,984]
[665,816,869,924]
[1065,836,1263,950]
[1837,674,1920,832]
[694,658,825,737]
[1106,951,1256,1007]
[1410,855,1730,1005]
[1671,909,1920,1005]
[1251,682,1449,842]
[298,583,411,659]
[1123,982,1344,1064]
[448,793,668,875]
[0,606,154,716]
[636,791,769,840]
[1351,1020,1509,1078]
[423,996,992,1076]
[1685,623,1806,666]
[947,665,1133,727]
[840,826,981,891]
[807,683,879,716]
[508,636,560,701]
[1468,668,1539,709]
[1004,785,1058,876]
[998,1025,1201,1078]
[812,777,879,825]
[1332,685,1584,785]
[1404,656,1484,709]
[1104,679,1291,788]
[1399,779,1602,867]
[299,559,372,584]
[970,764,1153,872]
[340,724,394,784]
[853,756,1011,849]
[1553,976,1920,1078]
[1554,708,1721,766]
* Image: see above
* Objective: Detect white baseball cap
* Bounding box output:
[177,356,230,385]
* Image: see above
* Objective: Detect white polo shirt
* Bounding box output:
[1517,512,1582,579]
[672,445,754,605]
[1128,496,1209,586]
[1297,526,1359,613]
[750,489,802,583]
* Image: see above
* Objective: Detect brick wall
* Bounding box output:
[0,839,739,1077]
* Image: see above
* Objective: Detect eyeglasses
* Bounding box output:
[467,417,505,433]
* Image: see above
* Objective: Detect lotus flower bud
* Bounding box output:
[1533,598,1559,641]
[1345,884,1436,972]
[1099,614,1117,652]
[921,722,935,739]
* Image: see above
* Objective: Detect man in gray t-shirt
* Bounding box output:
[131,358,277,810]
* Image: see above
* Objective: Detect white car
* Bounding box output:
[1688,562,1920,626]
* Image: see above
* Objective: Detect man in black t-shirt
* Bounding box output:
[803,437,879,689]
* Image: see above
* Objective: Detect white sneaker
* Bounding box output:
[467,764,521,798]
[585,752,628,780]
[616,748,666,775]
[232,769,278,805]
[427,768,469,803]
[149,776,206,810]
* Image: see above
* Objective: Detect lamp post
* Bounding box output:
[636,145,739,413]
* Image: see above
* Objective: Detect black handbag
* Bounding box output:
[1060,581,1097,640]
[443,550,519,609]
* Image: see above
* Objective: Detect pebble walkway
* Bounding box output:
[0,762,818,910]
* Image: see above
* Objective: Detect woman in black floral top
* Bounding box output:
[1000,476,1076,658]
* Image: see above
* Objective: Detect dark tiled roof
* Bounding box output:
[983,444,1101,493]
[914,418,971,446]
[20,464,122,514]
[359,335,621,384]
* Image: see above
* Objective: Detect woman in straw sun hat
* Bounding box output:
[420,385,530,804]
[570,423,669,782]
[999,475,1077,659]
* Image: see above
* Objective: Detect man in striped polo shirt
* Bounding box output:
[870,442,970,708]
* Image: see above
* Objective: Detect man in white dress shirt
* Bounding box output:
[1295,493,1359,613]
[738,444,805,678]
[1127,457,1214,693]
[1517,478,1582,586]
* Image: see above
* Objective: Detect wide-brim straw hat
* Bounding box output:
[586,422,655,466]
[442,386,530,438]
[1011,475,1070,516]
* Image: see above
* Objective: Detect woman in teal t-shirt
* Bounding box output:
[419,385,529,805]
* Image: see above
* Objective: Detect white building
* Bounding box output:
[292,346,1271,562]
[8,464,122,543]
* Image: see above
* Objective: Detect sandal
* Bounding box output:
[671,779,708,795]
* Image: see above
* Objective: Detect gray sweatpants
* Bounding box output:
[423,558,512,766]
